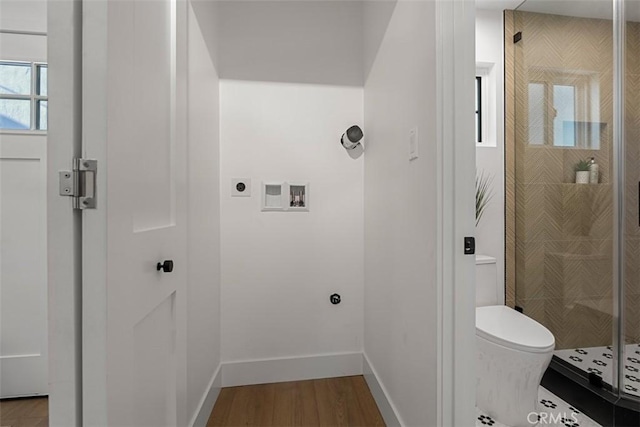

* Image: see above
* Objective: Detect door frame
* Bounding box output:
[47,0,82,425]
[46,0,478,424]
[435,0,477,425]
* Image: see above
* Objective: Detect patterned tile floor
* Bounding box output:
[555,343,640,397]
[476,387,601,427]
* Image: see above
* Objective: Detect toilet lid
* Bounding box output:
[476,306,555,353]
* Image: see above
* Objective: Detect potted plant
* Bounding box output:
[476,171,494,227]
[575,159,590,184]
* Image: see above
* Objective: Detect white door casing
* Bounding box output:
[435,0,477,425]
[82,0,188,425]
[47,0,82,424]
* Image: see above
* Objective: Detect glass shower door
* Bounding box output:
[511,6,617,391]
[621,0,640,401]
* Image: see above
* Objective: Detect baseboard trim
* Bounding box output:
[190,364,222,427]
[190,352,400,426]
[362,353,403,427]
[221,352,363,387]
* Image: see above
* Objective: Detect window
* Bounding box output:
[526,70,599,148]
[475,76,482,143]
[0,61,48,131]
[475,64,493,146]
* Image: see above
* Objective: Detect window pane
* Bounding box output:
[37,100,47,130]
[37,65,47,96]
[475,77,479,111]
[0,98,31,130]
[553,84,576,147]
[476,76,482,142]
[0,63,31,95]
[528,83,545,145]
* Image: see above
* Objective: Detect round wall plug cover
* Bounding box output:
[231,178,251,197]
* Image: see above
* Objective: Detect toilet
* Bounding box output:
[475,255,555,427]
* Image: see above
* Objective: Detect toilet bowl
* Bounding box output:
[476,305,555,427]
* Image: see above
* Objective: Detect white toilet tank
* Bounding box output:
[476,255,499,307]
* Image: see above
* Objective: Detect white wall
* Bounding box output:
[186,1,221,423]
[363,1,438,425]
[220,80,364,364]
[217,1,363,86]
[190,0,219,70]
[0,0,47,33]
[475,9,505,302]
[362,0,397,82]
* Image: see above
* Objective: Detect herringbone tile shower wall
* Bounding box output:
[624,22,640,345]
[506,11,640,348]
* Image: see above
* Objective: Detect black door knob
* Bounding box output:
[157,260,174,273]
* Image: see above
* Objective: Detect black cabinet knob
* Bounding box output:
[157,260,174,273]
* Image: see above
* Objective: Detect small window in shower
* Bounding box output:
[553,84,577,147]
[526,70,600,149]
[528,82,546,145]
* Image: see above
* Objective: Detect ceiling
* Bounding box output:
[476,0,640,22]
[476,0,523,11]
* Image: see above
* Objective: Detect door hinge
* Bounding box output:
[59,158,97,209]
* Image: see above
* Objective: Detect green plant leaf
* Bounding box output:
[575,159,590,171]
[476,170,495,227]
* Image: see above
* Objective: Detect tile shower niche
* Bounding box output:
[261,182,309,212]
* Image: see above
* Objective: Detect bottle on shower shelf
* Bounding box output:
[588,157,599,184]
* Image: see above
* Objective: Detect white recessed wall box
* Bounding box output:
[261,182,309,212]
[231,178,251,197]
[287,182,309,211]
[262,182,285,211]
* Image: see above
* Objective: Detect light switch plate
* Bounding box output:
[232,178,251,197]
[409,127,419,161]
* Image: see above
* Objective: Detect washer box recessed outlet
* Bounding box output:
[231,178,251,197]
[262,182,285,210]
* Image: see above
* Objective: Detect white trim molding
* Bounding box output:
[435,0,477,426]
[192,353,403,426]
[362,353,402,427]
[221,352,363,388]
[47,0,83,425]
[475,62,496,147]
[190,365,222,427]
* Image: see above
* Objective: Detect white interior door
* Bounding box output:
[0,32,48,398]
[0,134,48,398]
[82,0,188,425]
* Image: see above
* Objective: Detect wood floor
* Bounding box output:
[207,376,385,427]
[0,397,48,427]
